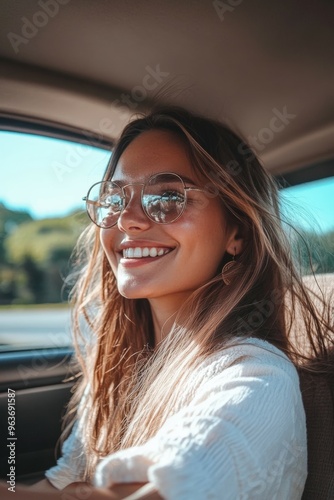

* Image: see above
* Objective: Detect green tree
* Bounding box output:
[21,256,45,303]
[3,210,89,304]
[4,215,84,265]
[292,229,334,274]
[0,202,32,264]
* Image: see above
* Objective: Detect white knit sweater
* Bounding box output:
[46,338,307,499]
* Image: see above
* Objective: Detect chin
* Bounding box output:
[117,287,150,299]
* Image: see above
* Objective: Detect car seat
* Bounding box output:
[297,274,334,499]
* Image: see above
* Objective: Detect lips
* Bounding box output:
[122,247,172,259]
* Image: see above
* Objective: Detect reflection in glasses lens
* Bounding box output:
[85,173,187,228]
[143,173,185,224]
[85,182,123,228]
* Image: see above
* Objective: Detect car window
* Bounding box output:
[280,176,334,275]
[0,130,111,351]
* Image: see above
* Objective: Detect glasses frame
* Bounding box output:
[83,171,206,228]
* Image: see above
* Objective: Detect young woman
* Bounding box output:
[1,107,332,499]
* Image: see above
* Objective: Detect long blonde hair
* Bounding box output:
[65,106,333,480]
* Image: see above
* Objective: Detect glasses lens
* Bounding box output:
[143,173,186,223]
[86,181,123,228]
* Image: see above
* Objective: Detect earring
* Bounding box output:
[222,249,237,285]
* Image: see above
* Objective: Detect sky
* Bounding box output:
[1,131,334,232]
[281,177,334,233]
[1,131,111,219]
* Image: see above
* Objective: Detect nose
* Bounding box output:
[117,186,151,233]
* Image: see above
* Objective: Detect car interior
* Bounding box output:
[0,1,333,498]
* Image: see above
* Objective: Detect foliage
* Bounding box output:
[0,201,33,230]
[0,202,89,304]
[4,213,86,265]
[0,202,33,263]
[292,229,334,275]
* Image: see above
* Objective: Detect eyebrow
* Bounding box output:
[111,173,199,186]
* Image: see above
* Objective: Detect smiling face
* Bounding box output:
[100,129,239,310]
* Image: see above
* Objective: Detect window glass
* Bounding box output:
[0,131,111,351]
[280,176,334,275]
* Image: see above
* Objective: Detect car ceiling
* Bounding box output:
[0,0,333,177]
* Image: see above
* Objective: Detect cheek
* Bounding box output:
[175,216,225,264]
[190,209,228,262]
[190,201,227,240]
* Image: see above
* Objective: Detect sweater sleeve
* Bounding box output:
[44,419,87,489]
[45,382,91,489]
[94,342,307,500]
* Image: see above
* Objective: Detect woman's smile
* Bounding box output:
[122,248,171,259]
[117,241,175,267]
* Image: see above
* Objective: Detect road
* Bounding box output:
[0,307,73,348]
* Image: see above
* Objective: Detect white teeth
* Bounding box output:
[122,247,171,259]
[149,248,157,257]
[133,247,142,258]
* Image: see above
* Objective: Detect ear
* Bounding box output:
[226,225,244,256]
